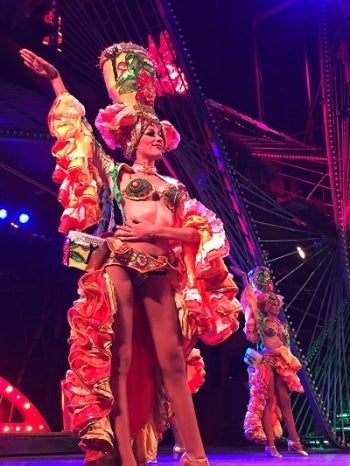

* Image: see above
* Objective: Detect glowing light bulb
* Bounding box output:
[0,209,8,219]
[296,245,306,259]
[19,213,30,224]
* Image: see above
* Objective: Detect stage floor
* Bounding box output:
[1,447,350,466]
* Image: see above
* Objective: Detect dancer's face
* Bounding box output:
[135,123,165,162]
[264,294,280,316]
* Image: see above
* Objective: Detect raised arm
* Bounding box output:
[230,264,249,287]
[19,48,67,96]
[236,269,259,343]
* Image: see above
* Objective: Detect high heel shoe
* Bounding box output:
[287,440,308,456]
[179,452,209,465]
[173,444,186,459]
[265,445,283,458]
[146,457,158,464]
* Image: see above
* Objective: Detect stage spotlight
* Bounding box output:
[0,209,8,220]
[18,213,30,224]
[296,245,306,260]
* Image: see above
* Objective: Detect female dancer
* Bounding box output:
[240,266,308,458]
[19,44,241,466]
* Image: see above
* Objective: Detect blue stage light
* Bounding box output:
[0,208,8,219]
[18,213,30,224]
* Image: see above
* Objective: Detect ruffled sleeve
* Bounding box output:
[48,92,103,233]
[176,198,242,345]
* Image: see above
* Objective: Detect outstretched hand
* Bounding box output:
[19,48,58,80]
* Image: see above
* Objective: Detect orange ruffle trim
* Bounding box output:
[48,92,102,233]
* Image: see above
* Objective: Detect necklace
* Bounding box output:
[132,163,158,175]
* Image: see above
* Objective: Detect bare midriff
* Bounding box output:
[120,172,176,256]
[262,317,285,351]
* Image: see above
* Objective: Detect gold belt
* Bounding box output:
[103,238,170,274]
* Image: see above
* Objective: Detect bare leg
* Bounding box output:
[171,415,186,458]
[171,415,186,448]
[139,275,206,460]
[262,367,276,447]
[107,265,137,466]
[275,374,299,442]
[261,369,283,457]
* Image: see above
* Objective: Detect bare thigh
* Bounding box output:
[265,366,276,406]
[105,265,134,374]
[137,274,185,372]
[275,373,292,410]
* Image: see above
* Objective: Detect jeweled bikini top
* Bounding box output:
[122,164,186,211]
[263,318,288,343]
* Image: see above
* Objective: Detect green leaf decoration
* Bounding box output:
[119,80,137,95]
[118,70,136,83]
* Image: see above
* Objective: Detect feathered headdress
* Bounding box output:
[95,42,180,159]
[247,266,283,308]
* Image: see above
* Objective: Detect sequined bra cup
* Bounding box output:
[264,323,288,344]
[122,177,185,211]
[264,327,282,338]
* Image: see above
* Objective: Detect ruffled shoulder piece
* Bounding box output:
[48,92,102,233]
